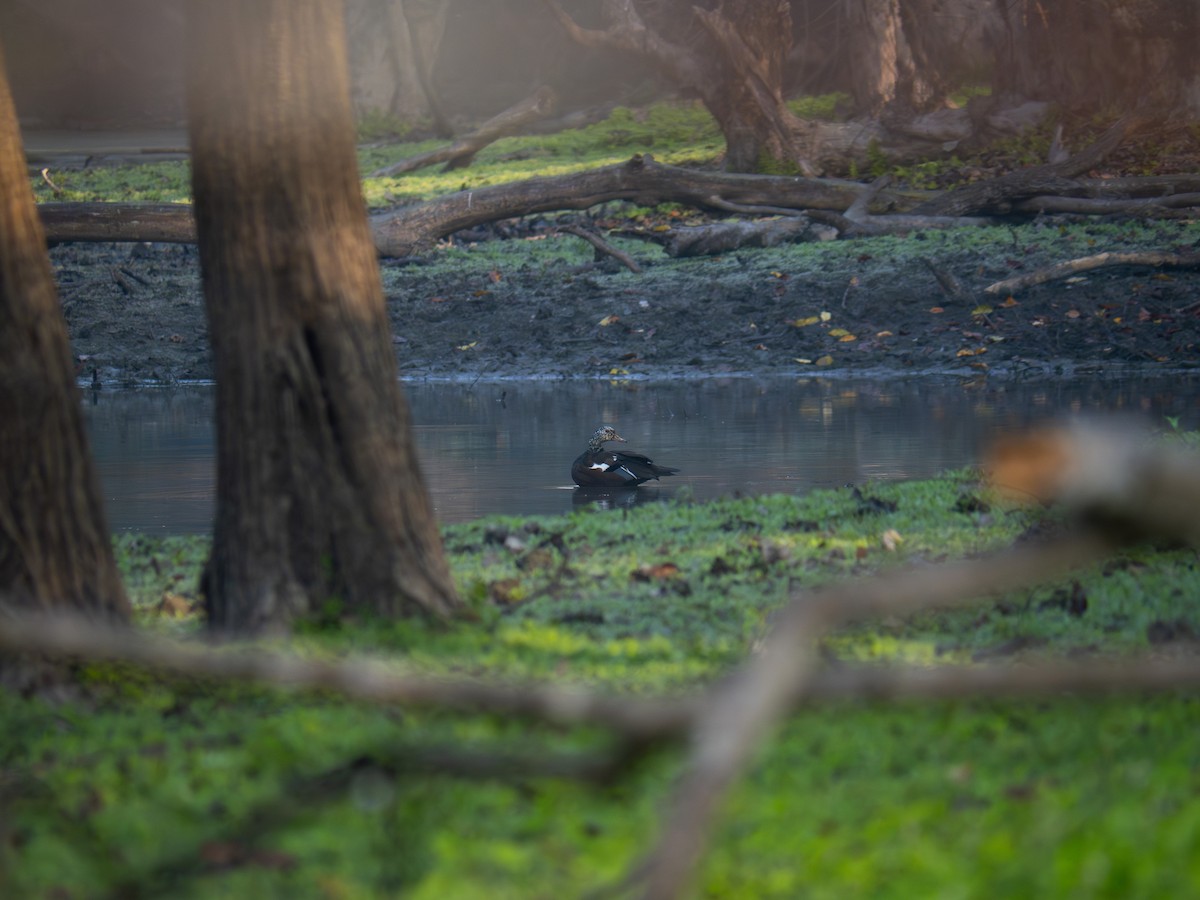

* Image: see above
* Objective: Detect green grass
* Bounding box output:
[4,473,1200,897]
[29,100,729,209]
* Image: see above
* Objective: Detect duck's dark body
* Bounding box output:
[571,425,679,487]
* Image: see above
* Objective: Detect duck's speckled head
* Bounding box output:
[588,425,626,450]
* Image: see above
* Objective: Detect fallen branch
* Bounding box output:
[983,250,1200,295]
[37,156,917,257]
[558,223,642,273]
[369,86,557,178]
[912,115,1145,217]
[1012,192,1200,216]
[661,217,823,257]
[0,611,696,740]
[631,531,1115,900]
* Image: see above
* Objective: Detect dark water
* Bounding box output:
[80,375,1200,533]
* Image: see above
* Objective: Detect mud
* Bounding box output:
[53,218,1200,386]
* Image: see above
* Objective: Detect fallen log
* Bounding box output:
[38,155,919,257]
[368,86,557,178]
[912,115,1145,217]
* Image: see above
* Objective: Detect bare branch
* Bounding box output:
[913,115,1147,217]
[633,532,1114,899]
[984,250,1200,295]
[369,86,556,178]
[558,224,642,273]
[0,611,697,740]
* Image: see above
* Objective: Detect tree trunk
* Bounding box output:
[186,0,461,634]
[691,1,804,173]
[546,0,808,173]
[990,0,1200,115]
[0,46,128,692]
[344,0,451,136]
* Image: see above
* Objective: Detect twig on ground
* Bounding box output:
[983,250,1200,295]
[40,167,62,196]
[559,224,642,273]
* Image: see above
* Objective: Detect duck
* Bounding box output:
[571,425,679,487]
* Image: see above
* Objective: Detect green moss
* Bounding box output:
[5,476,1200,897]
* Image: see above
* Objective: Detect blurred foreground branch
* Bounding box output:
[5,423,1200,899]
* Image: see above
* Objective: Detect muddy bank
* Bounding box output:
[53,218,1200,385]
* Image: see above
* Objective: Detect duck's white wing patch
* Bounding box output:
[588,461,611,471]
[616,466,637,481]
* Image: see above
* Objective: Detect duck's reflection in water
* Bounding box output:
[572,485,676,511]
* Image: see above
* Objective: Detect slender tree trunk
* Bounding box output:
[186,0,461,634]
[0,46,128,691]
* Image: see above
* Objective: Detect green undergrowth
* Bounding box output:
[4,474,1200,897]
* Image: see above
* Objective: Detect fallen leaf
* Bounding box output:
[971,305,993,316]
[929,306,945,314]
[790,316,821,327]
[157,592,194,617]
[1001,296,1019,307]
[881,529,902,552]
[819,311,832,322]
[455,341,477,351]
[632,562,681,581]
[838,334,857,342]
[1066,309,1081,319]
[876,330,893,337]
[429,296,449,303]
[815,355,834,366]
[794,357,813,364]
[828,328,851,337]
[488,270,502,283]
[598,314,620,326]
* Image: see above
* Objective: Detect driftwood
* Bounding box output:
[1013,192,1200,216]
[37,155,915,257]
[368,86,557,178]
[660,217,825,256]
[32,120,1199,265]
[912,115,1144,217]
[984,250,1200,296]
[557,224,642,272]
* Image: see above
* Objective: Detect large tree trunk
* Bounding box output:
[0,46,128,692]
[546,0,809,173]
[186,0,461,634]
[990,0,1200,115]
[689,1,803,172]
[344,0,451,136]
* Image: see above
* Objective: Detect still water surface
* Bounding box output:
[81,376,1200,533]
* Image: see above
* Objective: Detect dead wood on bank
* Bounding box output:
[37,154,917,256]
[33,119,1200,266]
[368,86,557,178]
[984,250,1200,295]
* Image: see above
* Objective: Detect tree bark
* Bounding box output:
[186,0,461,634]
[344,0,451,135]
[0,46,128,692]
[545,0,809,174]
[989,0,1200,115]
